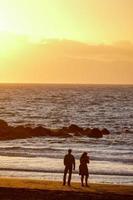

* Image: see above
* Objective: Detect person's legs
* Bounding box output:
[85,175,89,186]
[68,167,72,186]
[63,167,68,185]
[81,175,84,186]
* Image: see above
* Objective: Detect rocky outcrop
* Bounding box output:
[101,128,110,135]
[0,119,8,128]
[82,128,91,136]
[31,126,51,136]
[0,119,111,140]
[88,128,103,138]
[68,124,83,133]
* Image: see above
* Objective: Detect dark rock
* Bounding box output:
[68,124,83,133]
[13,126,33,137]
[60,127,69,134]
[0,119,8,129]
[101,128,110,135]
[0,119,111,140]
[31,126,51,136]
[0,119,11,139]
[88,128,103,138]
[73,132,82,136]
[56,128,72,137]
[82,128,92,136]
[0,126,17,140]
[56,126,82,137]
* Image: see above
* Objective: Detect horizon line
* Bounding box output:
[0,82,133,86]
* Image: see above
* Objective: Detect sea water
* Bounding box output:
[0,84,133,185]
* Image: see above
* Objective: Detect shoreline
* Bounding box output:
[0,177,132,200]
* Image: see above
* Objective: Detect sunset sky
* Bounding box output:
[0,0,133,84]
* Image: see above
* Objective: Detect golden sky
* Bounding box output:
[0,0,133,84]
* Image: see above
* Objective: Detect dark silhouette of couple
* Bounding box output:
[63,149,89,187]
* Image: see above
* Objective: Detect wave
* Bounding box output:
[0,150,132,165]
[0,147,61,153]
[0,146,55,151]
[0,167,133,177]
[91,156,133,164]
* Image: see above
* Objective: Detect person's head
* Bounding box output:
[68,149,72,154]
[82,152,87,157]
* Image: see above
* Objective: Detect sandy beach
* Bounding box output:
[0,177,132,200]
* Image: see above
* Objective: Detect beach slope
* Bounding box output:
[0,178,132,200]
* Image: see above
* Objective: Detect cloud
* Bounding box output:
[0,37,133,83]
[34,39,133,62]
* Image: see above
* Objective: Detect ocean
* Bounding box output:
[0,84,133,185]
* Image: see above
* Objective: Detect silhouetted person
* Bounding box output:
[79,152,90,187]
[63,149,75,186]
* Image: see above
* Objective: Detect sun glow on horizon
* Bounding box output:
[0,0,132,44]
[0,32,28,58]
[0,0,133,84]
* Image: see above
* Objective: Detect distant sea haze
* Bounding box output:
[0,84,133,185]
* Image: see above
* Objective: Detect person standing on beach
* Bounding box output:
[79,152,90,187]
[63,149,75,186]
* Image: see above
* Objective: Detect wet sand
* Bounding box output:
[0,177,132,200]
